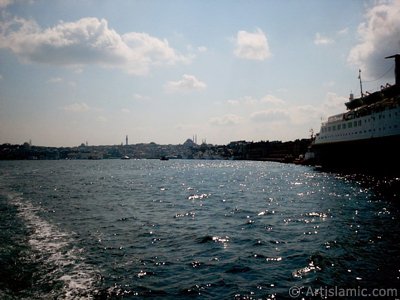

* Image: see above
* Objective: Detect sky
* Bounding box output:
[0,0,399,147]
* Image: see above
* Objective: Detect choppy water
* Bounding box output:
[0,160,399,299]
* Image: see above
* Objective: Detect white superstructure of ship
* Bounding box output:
[314,89,400,145]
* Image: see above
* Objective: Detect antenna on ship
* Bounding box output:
[358,69,364,98]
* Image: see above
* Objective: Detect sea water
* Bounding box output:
[0,160,399,299]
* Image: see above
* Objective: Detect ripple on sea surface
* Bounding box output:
[0,160,399,298]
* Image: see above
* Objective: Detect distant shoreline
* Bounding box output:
[0,139,311,163]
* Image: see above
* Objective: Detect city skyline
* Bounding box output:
[1,0,399,147]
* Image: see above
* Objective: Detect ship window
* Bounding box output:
[328,127,331,132]
[353,121,357,127]
[332,125,336,131]
[343,123,346,129]
[348,122,352,128]
[337,124,341,130]
[358,120,361,126]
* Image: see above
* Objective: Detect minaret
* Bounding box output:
[126,135,128,146]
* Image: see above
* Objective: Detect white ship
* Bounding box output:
[311,54,400,173]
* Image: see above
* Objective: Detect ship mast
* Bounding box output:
[358,69,363,98]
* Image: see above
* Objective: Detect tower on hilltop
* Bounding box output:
[126,135,128,146]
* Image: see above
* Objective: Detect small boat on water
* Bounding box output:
[160,156,169,161]
[121,155,130,160]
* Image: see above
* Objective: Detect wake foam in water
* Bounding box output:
[8,193,100,299]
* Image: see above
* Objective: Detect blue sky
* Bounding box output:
[0,0,399,146]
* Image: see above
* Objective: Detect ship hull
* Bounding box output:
[311,134,400,174]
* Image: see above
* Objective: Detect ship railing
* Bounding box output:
[327,113,344,123]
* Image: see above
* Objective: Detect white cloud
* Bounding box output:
[209,114,243,126]
[287,92,348,129]
[212,91,347,137]
[323,92,347,114]
[314,32,334,45]
[0,0,12,8]
[197,46,207,52]
[221,91,345,131]
[234,28,271,60]
[348,0,400,80]
[0,17,190,75]
[337,27,349,36]
[133,93,151,101]
[289,92,347,125]
[294,104,321,116]
[251,109,290,122]
[164,74,206,93]
[0,0,33,8]
[227,99,240,106]
[226,94,285,106]
[121,108,130,113]
[63,102,90,112]
[47,77,63,83]
[323,80,335,88]
[242,96,258,105]
[260,94,285,105]
[288,92,347,126]
[96,115,108,123]
[290,105,322,125]
[72,67,84,74]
